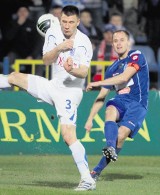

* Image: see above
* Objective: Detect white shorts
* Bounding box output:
[27,74,83,125]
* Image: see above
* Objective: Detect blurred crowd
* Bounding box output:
[0,0,160,89]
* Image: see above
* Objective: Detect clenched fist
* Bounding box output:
[63,57,73,73]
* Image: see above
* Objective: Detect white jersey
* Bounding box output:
[43,28,93,89]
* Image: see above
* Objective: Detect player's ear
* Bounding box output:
[77,18,80,27]
[128,40,131,49]
[112,42,114,48]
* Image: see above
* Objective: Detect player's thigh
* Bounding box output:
[119,101,147,138]
[54,88,83,125]
[27,74,53,105]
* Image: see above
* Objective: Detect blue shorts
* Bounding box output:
[106,97,147,138]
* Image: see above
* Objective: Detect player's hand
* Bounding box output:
[85,119,93,132]
[58,39,74,52]
[86,82,100,92]
[63,57,73,72]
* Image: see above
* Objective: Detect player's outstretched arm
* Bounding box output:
[85,88,110,132]
[86,66,137,91]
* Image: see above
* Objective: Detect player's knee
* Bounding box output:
[105,105,114,115]
[61,124,77,145]
[62,133,74,145]
[61,129,70,143]
[8,72,18,84]
[105,105,118,121]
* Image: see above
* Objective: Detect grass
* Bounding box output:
[0,155,160,195]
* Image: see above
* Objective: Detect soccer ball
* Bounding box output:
[36,13,61,37]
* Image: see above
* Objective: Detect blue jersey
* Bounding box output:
[104,50,149,109]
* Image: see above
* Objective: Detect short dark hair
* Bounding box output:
[113,30,130,40]
[62,5,80,17]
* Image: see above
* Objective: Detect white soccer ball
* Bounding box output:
[36,13,61,37]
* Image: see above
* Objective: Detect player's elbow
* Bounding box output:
[81,67,89,78]
[82,71,88,78]
[43,55,51,66]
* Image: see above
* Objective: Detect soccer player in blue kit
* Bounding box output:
[85,30,149,181]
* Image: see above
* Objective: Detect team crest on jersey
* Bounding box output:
[132,54,138,61]
[70,48,75,56]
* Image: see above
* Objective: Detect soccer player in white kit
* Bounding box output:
[0,5,96,191]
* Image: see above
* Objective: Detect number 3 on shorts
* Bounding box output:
[66,99,71,109]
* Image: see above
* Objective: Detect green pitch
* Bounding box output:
[0,155,160,195]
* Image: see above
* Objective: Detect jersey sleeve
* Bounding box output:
[78,37,93,67]
[43,28,57,55]
[127,50,145,71]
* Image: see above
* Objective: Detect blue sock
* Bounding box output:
[104,121,118,148]
[93,148,121,173]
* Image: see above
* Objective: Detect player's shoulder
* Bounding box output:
[128,49,144,57]
[128,49,145,61]
[76,29,92,44]
[45,27,54,36]
[45,27,63,38]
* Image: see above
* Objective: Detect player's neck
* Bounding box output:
[119,54,127,60]
[119,49,129,60]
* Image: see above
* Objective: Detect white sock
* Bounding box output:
[0,75,11,88]
[69,140,93,181]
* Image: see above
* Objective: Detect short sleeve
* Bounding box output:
[78,37,93,67]
[43,28,57,55]
[127,50,146,71]
[43,27,64,55]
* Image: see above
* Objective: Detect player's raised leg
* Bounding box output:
[0,74,11,88]
[0,72,28,90]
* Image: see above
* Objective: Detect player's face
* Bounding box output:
[60,13,80,38]
[112,31,130,58]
